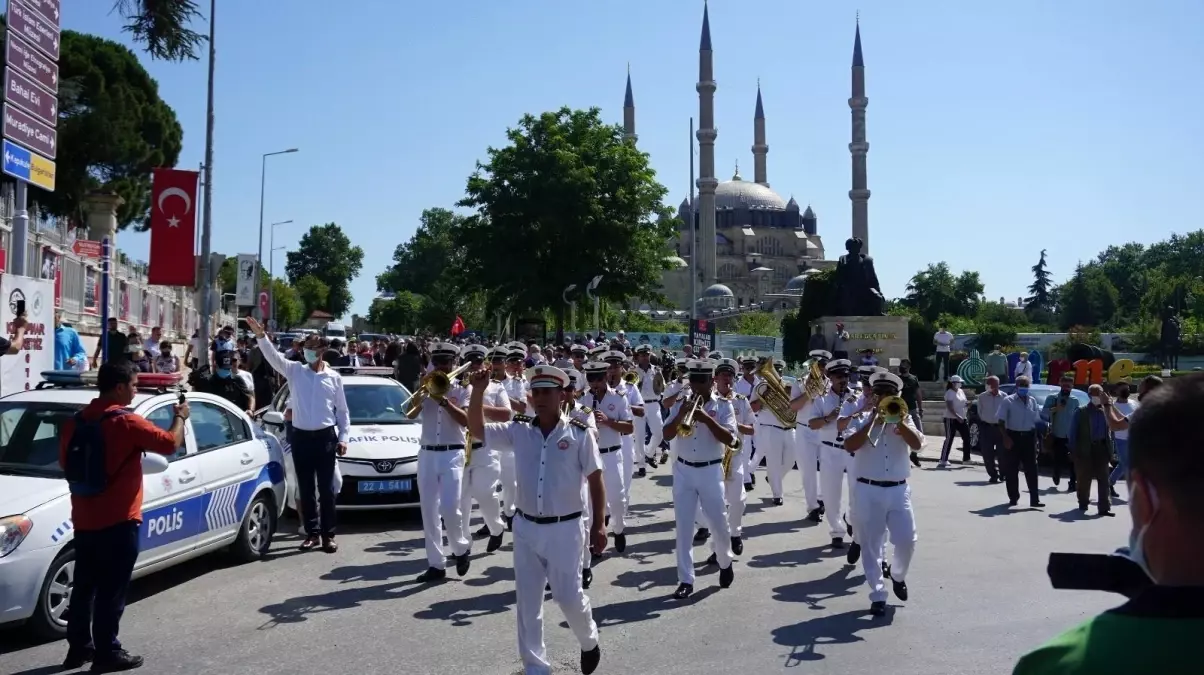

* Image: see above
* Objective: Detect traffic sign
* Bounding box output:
[7,0,60,60]
[3,104,55,158]
[6,33,58,94]
[4,68,56,126]
[20,0,61,26]
[2,138,55,190]
[72,240,102,259]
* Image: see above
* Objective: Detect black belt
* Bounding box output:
[517,509,582,525]
[857,477,906,488]
[677,457,723,468]
[422,442,484,452]
[599,445,621,454]
[762,423,796,431]
[822,441,845,448]
[1007,429,1036,435]
[292,426,335,437]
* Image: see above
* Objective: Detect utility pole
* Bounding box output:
[197,0,217,369]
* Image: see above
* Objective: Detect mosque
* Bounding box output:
[624,4,872,317]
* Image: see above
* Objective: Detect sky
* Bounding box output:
[62,0,1204,320]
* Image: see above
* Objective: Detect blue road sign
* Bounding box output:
[2,137,55,190]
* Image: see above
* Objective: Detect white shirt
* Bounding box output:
[501,375,528,407]
[664,378,687,401]
[484,417,602,518]
[944,387,968,419]
[584,387,631,449]
[638,364,662,401]
[811,388,857,444]
[235,370,255,394]
[468,380,512,458]
[724,392,756,430]
[417,383,471,447]
[256,335,351,442]
[934,330,953,353]
[617,381,645,412]
[666,391,737,463]
[845,412,923,482]
[734,375,759,399]
[1014,359,1033,381]
[1112,399,1137,440]
[143,338,161,359]
[568,402,599,435]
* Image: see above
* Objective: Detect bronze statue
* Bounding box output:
[833,237,885,316]
[1160,305,1181,370]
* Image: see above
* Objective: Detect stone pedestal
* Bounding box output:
[83,191,123,244]
[812,315,909,368]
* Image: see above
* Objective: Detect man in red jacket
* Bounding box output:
[58,360,188,673]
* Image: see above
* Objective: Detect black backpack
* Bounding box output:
[64,409,132,497]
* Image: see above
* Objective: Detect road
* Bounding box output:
[3,438,1129,675]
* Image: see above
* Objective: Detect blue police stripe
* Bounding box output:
[50,519,73,543]
[140,462,282,550]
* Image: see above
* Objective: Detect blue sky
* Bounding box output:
[64,0,1204,319]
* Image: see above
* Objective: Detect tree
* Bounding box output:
[902,262,983,323]
[377,208,467,297]
[456,107,676,325]
[113,0,207,62]
[1025,249,1054,314]
[734,312,780,337]
[0,24,185,230]
[218,257,269,296]
[1058,265,1119,329]
[368,292,425,334]
[285,223,364,318]
[293,275,330,321]
[271,278,303,329]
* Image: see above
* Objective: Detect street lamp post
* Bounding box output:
[268,220,293,329]
[254,148,299,320]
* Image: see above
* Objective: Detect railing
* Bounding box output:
[0,183,234,339]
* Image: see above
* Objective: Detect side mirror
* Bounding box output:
[261,410,285,426]
[141,452,170,474]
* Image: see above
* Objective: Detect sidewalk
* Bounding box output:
[918,434,983,466]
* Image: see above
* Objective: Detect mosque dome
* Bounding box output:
[702,283,734,298]
[785,274,808,291]
[665,255,688,269]
[714,168,788,211]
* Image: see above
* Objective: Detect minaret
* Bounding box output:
[623,65,637,143]
[849,16,871,253]
[752,80,768,186]
[696,1,718,286]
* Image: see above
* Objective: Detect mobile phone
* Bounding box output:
[15,299,24,317]
[178,393,186,405]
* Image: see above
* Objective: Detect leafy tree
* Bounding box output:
[368,293,424,333]
[1058,265,1119,329]
[455,107,676,325]
[271,278,303,329]
[285,223,364,318]
[293,275,330,321]
[0,24,184,230]
[113,0,207,61]
[902,262,983,322]
[975,300,1029,328]
[1025,249,1054,312]
[733,312,781,337]
[377,208,467,297]
[217,257,268,296]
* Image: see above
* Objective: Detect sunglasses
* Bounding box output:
[585,373,606,382]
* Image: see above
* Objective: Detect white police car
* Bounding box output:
[0,371,287,639]
[259,367,422,510]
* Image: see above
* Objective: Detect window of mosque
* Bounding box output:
[718,263,740,281]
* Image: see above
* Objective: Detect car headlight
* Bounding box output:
[0,515,34,558]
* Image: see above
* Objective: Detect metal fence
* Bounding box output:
[0,184,234,339]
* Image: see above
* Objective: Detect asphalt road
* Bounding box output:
[2,437,1130,675]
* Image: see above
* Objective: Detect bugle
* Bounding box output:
[678,394,704,437]
[402,361,472,418]
[868,395,909,447]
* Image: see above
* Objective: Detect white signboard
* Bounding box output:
[235,254,257,306]
[0,275,54,395]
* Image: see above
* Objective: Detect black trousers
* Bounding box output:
[979,424,1003,480]
[67,520,140,655]
[292,426,338,537]
[935,352,951,381]
[1000,431,1040,503]
[1049,436,1076,487]
[940,418,971,463]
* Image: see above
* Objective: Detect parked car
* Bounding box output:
[967,384,1091,462]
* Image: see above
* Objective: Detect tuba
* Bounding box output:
[754,359,799,429]
[868,395,909,447]
[403,361,472,418]
[678,394,704,437]
[802,358,827,400]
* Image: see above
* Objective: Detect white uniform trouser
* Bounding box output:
[460,449,504,537]
[794,430,822,512]
[695,452,747,539]
[599,447,627,534]
[499,449,517,518]
[742,432,756,483]
[852,481,917,603]
[639,405,663,460]
[514,517,599,675]
[673,458,732,584]
[758,424,796,498]
[621,433,636,482]
[580,484,593,569]
[417,448,471,569]
[819,442,857,541]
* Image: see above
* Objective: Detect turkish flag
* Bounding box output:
[148,168,200,287]
[450,316,465,336]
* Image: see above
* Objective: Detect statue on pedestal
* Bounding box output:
[1160,305,1181,370]
[833,237,885,316]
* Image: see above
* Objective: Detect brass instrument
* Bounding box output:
[722,437,741,480]
[802,358,826,400]
[754,359,799,429]
[868,395,909,447]
[678,394,704,437]
[622,371,640,386]
[402,361,472,418]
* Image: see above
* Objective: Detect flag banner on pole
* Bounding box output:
[451,316,465,336]
[148,168,199,287]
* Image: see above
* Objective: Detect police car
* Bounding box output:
[0,371,287,639]
[259,367,422,510]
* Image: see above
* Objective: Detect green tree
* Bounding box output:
[1058,265,1119,329]
[975,300,1029,328]
[368,292,425,334]
[902,262,983,322]
[293,275,330,321]
[217,257,268,296]
[734,312,781,337]
[377,208,467,297]
[1025,249,1054,315]
[0,24,184,230]
[113,0,207,61]
[456,107,676,325]
[285,223,364,318]
[271,278,303,329]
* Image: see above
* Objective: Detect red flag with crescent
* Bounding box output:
[450,316,465,336]
[148,168,199,287]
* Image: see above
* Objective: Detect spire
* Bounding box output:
[848,14,870,253]
[624,64,634,108]
[700,1,712,51]
[752,79,768,185]
[623,65,637,143]
[754,79,764,120]
[853,13,864,67]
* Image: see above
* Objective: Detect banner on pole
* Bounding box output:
[235,254,257,306]
[0,275,53,394]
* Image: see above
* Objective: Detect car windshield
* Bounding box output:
[0,400,86,478]
[344,383,414,426]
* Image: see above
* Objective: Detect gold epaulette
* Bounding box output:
[735,393,747,400]
[569,417,589,430]
[579,406,593,414]
[513,414,534,424]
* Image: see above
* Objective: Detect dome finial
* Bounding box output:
[732,160,741,181]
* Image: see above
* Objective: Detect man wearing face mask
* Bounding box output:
[192,347,253,412]
[1068,384,1116,517]
[1012,374,1204,674]
[1042,374,1081,492]
[1000,376,1045,508]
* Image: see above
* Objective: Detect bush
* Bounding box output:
[971,322,1018,352]
[907,315,937,380]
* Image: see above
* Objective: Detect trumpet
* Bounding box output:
[622,371,640,386]
[868,395,909,447]
[403,361,472,418]
[678,394,704,437]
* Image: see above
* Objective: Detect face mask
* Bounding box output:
[1016,387,1029,397]
[304,349,319,364]
[1127,481,1159,581]
[216,368,232,378]
[1090,396,1102,406]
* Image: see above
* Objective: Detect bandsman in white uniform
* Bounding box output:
[582,360,633,552]
[562,369,598,590]
[750,358,802,506]
[734,354,761,490]
[633,344,665,474]
[695,358,756,561]
[569,345,588,385]
[791,349,831,522]
[467,365,606,675]
[842,371,922,617]
[498,347,527,529]
[411,342,474,582]
[459,345,513,551]
[664,359,738,599]
[809,359,861,550]
[604,351,645,485]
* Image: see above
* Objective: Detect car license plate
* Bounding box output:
[357,479,413,494]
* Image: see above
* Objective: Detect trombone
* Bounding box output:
[678,393,704,437]
[868,395,909,447]
[402,362,472,418]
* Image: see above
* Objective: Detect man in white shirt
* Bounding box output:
[843,371,924,617]
[734,355,761,490]
[467,365,606,675]
[933,324,954,381]
[459,345,513,552]
[248,317,350,554]
[582,359,633,552]
[604,351,644,486]
[696,358,755,559]
[497,347,527,528]
[810,360,861,550]
[750,358,800,507]
[975,375,1007,483]
[633,345,665,474]
[791,349,832,522]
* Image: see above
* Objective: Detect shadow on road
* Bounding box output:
[747,544,830,570]
[413,588,516,626]
[771,606,895,664]
[770,565,860,610]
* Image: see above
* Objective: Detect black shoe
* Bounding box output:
[486,532,504,553]
[731,536,743,555]
[743,482,754,493]
[581,645,601,675]
[1109,485,1120,499]
[988,477,1000,484]
[883,561,892,579]
[545,582,552,592]
[870,600,887,617]
[636,467,646,478]
[673,583,694,599]
[909,452,922,468]
[1068,482,1077,492]
[660,452,669,464]
[771,497,783,506]
[583,568,593,589]
[962,454,972,463]
[846,541,862,565]
[1030,500,1046,508]
[893,579,909,601]
[831,537,845,549]
[693,527,710,545]
[1008,498,1019,507]
[844,515,854,537]
[1052,476,1061,486]
[416,567,447,583]
[63,647,95,670]
[455,552,471,577]
[504,513,514,532]
[818,500,826,515]
[605,514,610,528]
[750,473,757,486]
[806,508,823,523]
[719,564,734,588]
[89,650,143,673]
[648,457,658,468]
[1078,502,1089,512]
[1099,510,1116,518]
[474,525,491,539]
[704,552,718,566]
[614,533,627,553]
